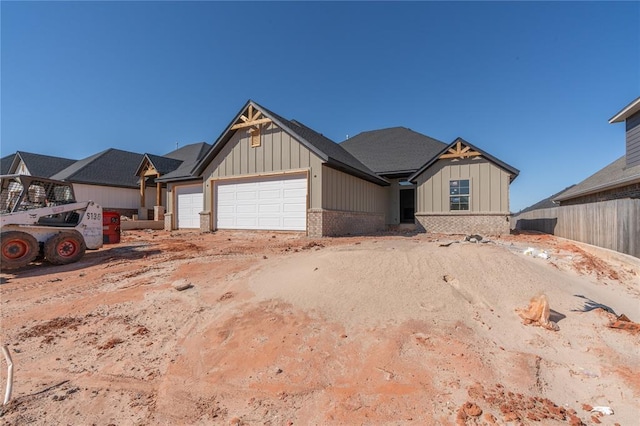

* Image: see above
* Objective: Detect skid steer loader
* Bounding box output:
[0,174,104,270]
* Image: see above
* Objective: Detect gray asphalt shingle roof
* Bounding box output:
[517,185,574,214]
[1,154,16,175]
[156,142,211,181]
[554,156,640,202]
[3,151,76,178]
[51,148,144,188]
[340,127,447,175]
[193,100,388,186]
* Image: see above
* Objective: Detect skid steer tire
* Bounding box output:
[1,231,40,270]
[44,231,86,265]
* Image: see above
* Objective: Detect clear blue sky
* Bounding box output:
[1,1,638,212]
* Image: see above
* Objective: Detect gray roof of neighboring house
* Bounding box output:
[517,185,575,214]
[192,100,388,186]
[3,151,76,178]
[1,154,16,175]
[142,154,184,175]
[408,137,520,183]
[340,127,447,176]
[51,148,144,188]
[554,156,640,202]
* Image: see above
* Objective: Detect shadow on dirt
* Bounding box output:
[549,309,566,323]
[572,294,617,315]
[0,244,162,282]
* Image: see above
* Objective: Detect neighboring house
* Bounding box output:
[554,96,640,205]
[0,154,15,175]
[49,148,151,216]
[517,186,575,214]
[3,151,76,177]
[3,145,210,219]
[163,100,519,236]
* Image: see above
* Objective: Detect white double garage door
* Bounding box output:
[216,174,307,231]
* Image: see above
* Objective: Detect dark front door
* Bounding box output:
[399,188,415,223]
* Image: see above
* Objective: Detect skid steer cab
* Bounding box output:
[0,174,105,270]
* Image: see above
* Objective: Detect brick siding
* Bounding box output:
[308,208,385,237]
[559,182,640,206]
[415,213,511,236]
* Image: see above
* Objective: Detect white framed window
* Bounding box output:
[449,179,470,211]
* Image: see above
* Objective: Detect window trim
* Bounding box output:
[449,179,470,211]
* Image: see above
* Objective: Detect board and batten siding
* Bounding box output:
[626,111,640,168]
[415,158,509,213]
[201,123,324,212]
[321,165,387,214]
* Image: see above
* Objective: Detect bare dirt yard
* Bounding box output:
[1,229,639,425]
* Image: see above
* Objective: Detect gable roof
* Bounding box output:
[408,137,520,183]
[5,151,76,178]
[139,154,184,176]
[136,142,212,182]
[1,154,16,175]
[609,96,640,123]
[191,100,388,186]
[340,127,447,176]
[554,156,640,202]
[154,142,212,182]
[51,148,144,188]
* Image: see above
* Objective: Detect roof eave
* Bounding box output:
[156,175,203,183]
[609,96,640,123]
[325,159,390,186]
[554,174,640,202]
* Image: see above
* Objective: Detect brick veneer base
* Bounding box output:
[308,209,385,237]
[415,213,511,236]
[199,211,211,232]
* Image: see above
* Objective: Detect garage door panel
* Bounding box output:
[259,189,281,199]
[218,205,235,214]
[283,218,306,228]
[283,188,306,197]
[259,203,282,213]
[283,203,305,213]
[176,185,203,229]
[216,175,307,231]
[237,190,257,200]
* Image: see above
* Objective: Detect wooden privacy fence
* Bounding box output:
[512,199,640,258]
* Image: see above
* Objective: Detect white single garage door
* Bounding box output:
[176,185,203,229]
[216,174,307,231]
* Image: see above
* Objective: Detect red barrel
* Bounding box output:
[102,211,121,244]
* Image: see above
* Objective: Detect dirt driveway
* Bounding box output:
[1,230,639,425]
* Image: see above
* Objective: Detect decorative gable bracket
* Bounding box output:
[439,140,482,160]
[230,105,272,131]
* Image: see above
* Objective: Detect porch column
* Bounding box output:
[155,173,161,206]
[140,176,146,208]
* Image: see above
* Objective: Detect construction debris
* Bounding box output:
[590,406,614,416]
[515,294,559,331]
[609,313,640,334]
[523,247,550,259]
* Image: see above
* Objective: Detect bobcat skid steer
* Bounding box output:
[0,174,104,270]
